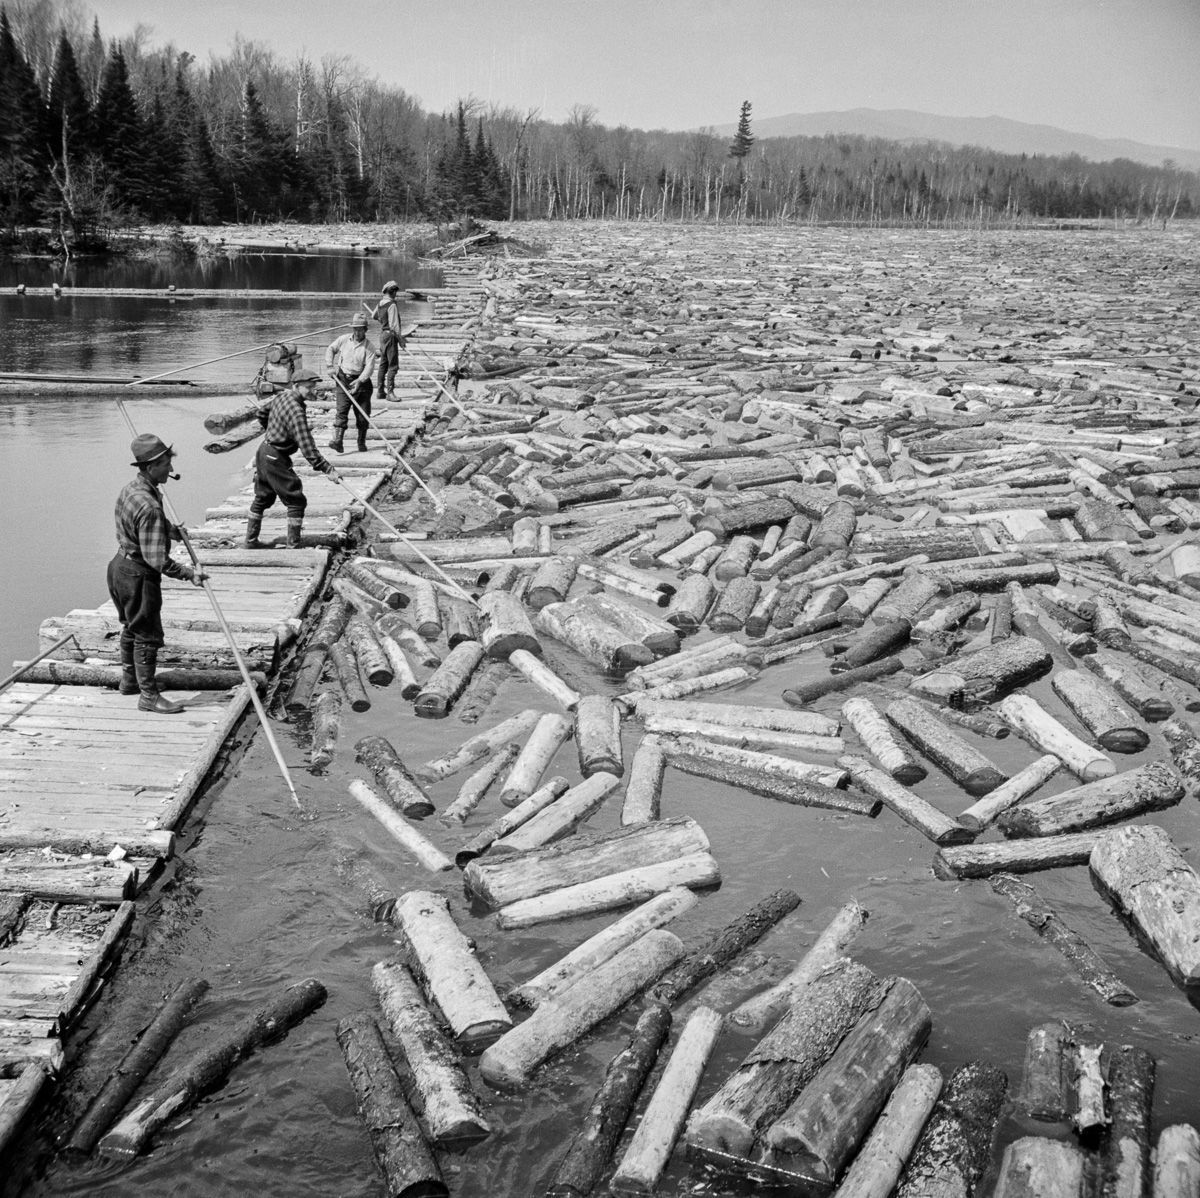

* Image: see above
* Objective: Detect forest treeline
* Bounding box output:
[1,0,1196,251]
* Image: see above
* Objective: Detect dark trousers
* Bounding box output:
[333,372,373,432]
[251,441,307,519]
[376,330,400,392]
[107,554,164,647]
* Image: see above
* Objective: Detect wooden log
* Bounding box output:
[495,851,721,930]
[628,663,755,702]
[347,781,452,872]
[989,872,1136,1004]
[1153,1126,1200,1198]
[782,657,905,706]
[572,694,623,777]
[913,592,981,638]
[840,754,972,844]
[0,1060,49,1157]
[479,929,685,1091]
[609,1006,725,1195]
[500,712,573,806]
[1082,650,1173,722]
[65,977,210,1154]
[765,976,932,1182]
[335,1013,448,1198]
[999,763,1182,838]
[874,573,946,623]
[1161,719,1200,797]
[329,642,370,712]
[98,979,327,1159]
[414,640,484,717]
[310,594,351,650]
[1127,641,1200,693]
[647,888,802,1007]
[992,1137,1085,1198]
[643,716,843,759]
[510,888,698,1009]
[1051,669,1148,753]
[371,961,490,1150]
[995,694,1116,782]
[464,816,710,907]
[1090,824,1200,988]
[893,1061,1008,1198]
[477,590,541,659]
[356,736,436,818]
[663,735,847,785]
[935,831,1106,880]
[665,575,716,631]
[287,647,328,714]
[343,560,408,609]
[415,708,542,782]
[536,601,653,671]
[1016,1020,1071,1122]
[684,958,884,1158]
[441,597,479,648]
[13,660,264,691]
[838,577,895,628]
[633,698,839,738]
[730,899,869,1035]
[440,742,521,825]
[545,1005,673,1198]
[379,634,421,700]
[455,777,571,867]
[830,1063,944,1198]
[842,697,928,783]
[695,496,798,537]
[1075,1040,1108,1141]
[959,755,1061,833]
[573,592,679,655]
[622,735,667,824]
[309,689,342,770]
[491,771,620,853]
[1102,1045,1155,1198]
[811,500,857,549]
[386,622,442,669]
[507,647,580,709]
[392,890,511,1050]
[527,555,579,609]
[833,619,912,672]
[885,698,1007,797]
[910,636,1052,706]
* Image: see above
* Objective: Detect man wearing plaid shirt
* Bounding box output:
[108,434,208,714]
[245,368,341,550]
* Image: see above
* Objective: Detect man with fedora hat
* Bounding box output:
[324,312,377,454]
[108,434,209,714]
[370,280,405,401]
[245,368,340,551]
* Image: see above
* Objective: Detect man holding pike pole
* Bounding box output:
[324,312,377,454]
[245,369,341,550]
[109,435,209,714]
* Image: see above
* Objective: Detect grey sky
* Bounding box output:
[96,0,1200,149]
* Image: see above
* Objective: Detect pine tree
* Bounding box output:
[93,42,143,211]
[45,31,92,163]
[728,100,754,161]
[0,8,47,228]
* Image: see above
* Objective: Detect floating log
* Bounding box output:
[454,777,571,867]
[537,601,654,670]
[893,1061,1008,1198]
[684,958,884,1158]
[958,755,1061,833]
[65,977,210,1155]
[98,979,327,1159]
[329,642,370,712]
[574,694,623,777]
[414,640,485,717]
[415,708,542,782]
[622,735,667,824]
[838,577,894,628]
[545,1005,673,1198]
[479,929,685,1091]
[645,716,842,759]
[1152,1126,1200,1198]
[811,500,857,549]
[477,590,541,659]
[1082,650,1173,722]
[356,736,436,818]
[343,560,407,609]
[311,594,351,650]
[609,1006,725,1195]
[647,888,802,1007]
[509,888,698,1009]
[1051,669,1149,753]
[1161,720,1200,798]
[309,689,343,770]
[286,648,328,714]
[347,781,452,872]
[1000,762,1183,838]
[527,556,579,609]
[831,1063,944,1198]
[379,634,420,699]
[0,1061,49,1158]
[840,755,972,845]
[500,712,574,806]
[665,576,716,631]
[783,656,905,706]
[992,1137,1085,1198]
[440,741,522,825]
[335,1013,448,1198]
[1075,1040,1108,1141]
[764,976,932,1183]
[842,697,928,783]
[441,597,479,648]
[508,647,581,709]
[885,698,1008,797]
[1016,1020,1071,1122]
[910,636,1052,706]
[1102,1045,1155,1198]
[989,872,1136,1005]
[1090,825,1200,988]
[491,771,620,853]
[832,618,912,672]
[874,573,946,624]
[913,592,981,638]
[695,496,798,537]
[634,698,839,738]
[371,961,490,1150]
[393,890,511,1050]
[934,831,1106,880]
[713,535,761,581]
[995,693,1116,782]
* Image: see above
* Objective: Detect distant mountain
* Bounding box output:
[708,108,1200,171]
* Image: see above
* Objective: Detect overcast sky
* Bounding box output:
[96,0,1200,150]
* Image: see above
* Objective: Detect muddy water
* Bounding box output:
[5,254,1200,1198]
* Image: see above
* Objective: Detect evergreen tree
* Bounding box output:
[45,30,91,163]
[728,100,754,161]
[93,42,143,211]
[233,79,291,219]
[0,8,47,228]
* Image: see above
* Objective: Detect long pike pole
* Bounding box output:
[114,399,306,813]
[329,375,445,512]
[124,322,350,387]
[0,633,78,695]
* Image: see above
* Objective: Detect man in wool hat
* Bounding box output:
[245,368,341,551]
[324,312,377,454]
[370,279,405,400]
[108,435,209,714]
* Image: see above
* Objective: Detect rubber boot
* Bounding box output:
[118,630,139,695]
[357,430,369,452]
[244,512,264,550]
[135,644,184,714]
[286,516,304,549]
[328,427,345,453]
[385,368,398,399]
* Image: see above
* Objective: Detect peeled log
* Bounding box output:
[622,736,667,825]
[356,736,436,818]
[574,694,624,777]
[842,697,928,783]
[1090,825,1200,989]
[885,698,1008,797]
[500,712,573,807]
[992,1138,1085,1198]
[309,689,342,770]
[840,755,972,845]
[783,656,905,706]
[995,693,1116,782]
[1051,669,1149,753]
[454,777,570,867]
[634,699,839,738]
[491,771,620,853]
[999,763,1183,838]
[1153,1126,1200,1198]
[477,590,541,659]
[664,576,716,631]
[415,708,542,782]
[959,755,1061,833]
[935,832,1106,880]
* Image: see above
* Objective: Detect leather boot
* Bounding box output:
[135,644,184,714]
[357,430,369,452]
[328,426,345,453]
[244,513,264,550]
[119,630,139,695]
[385,369,398,399]
[286,516,304,549]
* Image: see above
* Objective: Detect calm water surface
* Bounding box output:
[4,253,1200,1198]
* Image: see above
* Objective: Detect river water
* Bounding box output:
[4,245,1200,1198]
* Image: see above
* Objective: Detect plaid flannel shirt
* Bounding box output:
[114,473,190,579]
[260,389,333,473]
